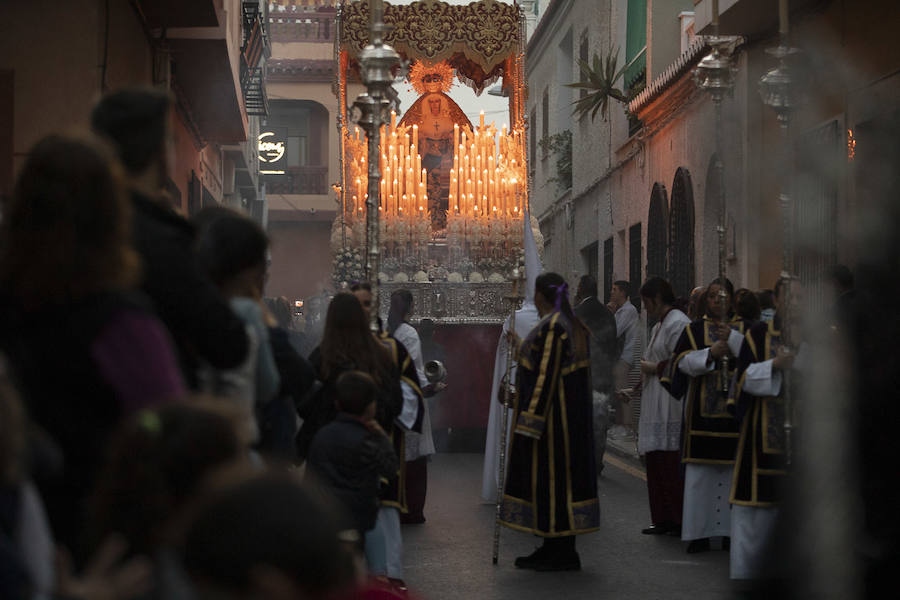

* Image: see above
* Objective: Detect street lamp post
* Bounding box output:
[353,0,399,331]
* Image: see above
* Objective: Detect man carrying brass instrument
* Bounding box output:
[662,277,745,555]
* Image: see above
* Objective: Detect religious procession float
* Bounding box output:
[331,0,542,325]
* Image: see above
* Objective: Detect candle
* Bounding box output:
[412,124,418,150]
[390,110,396,130]
[779,0,788,36]
[480,110,485,130]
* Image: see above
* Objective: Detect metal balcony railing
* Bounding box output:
[241,2,270,116]
[268,10,335,43]
[264,165,329,195]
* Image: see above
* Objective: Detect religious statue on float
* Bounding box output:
[400,60,472,230]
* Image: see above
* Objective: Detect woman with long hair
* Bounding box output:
[298,293,397,459]
[0,134,185,563]
[300,292,411,590]
[637,276,691,536]
[387,290,436,524]
[499,272,600,571]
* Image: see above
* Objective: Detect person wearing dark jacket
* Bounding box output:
[261,324,316,462]
[574,275,618,474]
[307,370,399,541]
[91,88,248,388]
[0,135,186,565]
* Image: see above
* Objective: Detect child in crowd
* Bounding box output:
[306,371,400,544]
[193,208,281,447]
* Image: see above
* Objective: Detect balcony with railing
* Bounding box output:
[265,165,329,195]
[241,1,270,116]
[268,8,336,43]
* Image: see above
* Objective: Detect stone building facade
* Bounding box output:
[0,0,269,220]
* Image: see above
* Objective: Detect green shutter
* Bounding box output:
[624,0,647,89]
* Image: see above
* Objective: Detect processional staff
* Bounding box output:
[759,0,804,465]
[492,267,524,565]
[352,0,400,331]
[694,0,739,397]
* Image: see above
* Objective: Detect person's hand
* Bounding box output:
[433,381,448,392]
[56,535,153,600]
[709,340,731,360]
[607,301,616,312]
[640,360,657,375]
[772,345,795,371]
[713,323,732,343]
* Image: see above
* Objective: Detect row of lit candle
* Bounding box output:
[345,109,527,222]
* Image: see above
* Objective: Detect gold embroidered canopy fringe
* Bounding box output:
[340,0,520,91]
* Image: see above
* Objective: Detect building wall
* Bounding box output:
[1,1,103,176]
[647,0,693,81]
[263,7,345,298]
[0,0,260,218]
[267,219,333,301]
[526,0,615,283]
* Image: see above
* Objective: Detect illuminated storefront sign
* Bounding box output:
[258,128,287,174]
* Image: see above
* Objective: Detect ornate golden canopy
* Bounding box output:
[340,0,521,89]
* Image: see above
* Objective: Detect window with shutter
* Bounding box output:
[647,182,668,280]
[668,168,695,301]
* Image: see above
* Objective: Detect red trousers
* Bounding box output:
[645,450,684,526]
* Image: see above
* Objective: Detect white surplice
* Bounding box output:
[479,302,540,503]
[728,341,805,579]
[677,337,744,541]
[393,322,435,460]
[637,308,691,455]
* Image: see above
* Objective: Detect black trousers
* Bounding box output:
[402,457,428,521]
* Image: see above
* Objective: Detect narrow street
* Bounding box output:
[402,453,732,600]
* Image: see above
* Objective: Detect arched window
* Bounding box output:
[668,167,695,300]
[647,182,668,281]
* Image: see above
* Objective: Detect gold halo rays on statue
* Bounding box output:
[408,60,456,95]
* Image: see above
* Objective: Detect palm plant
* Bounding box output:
[566,47,629,121]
